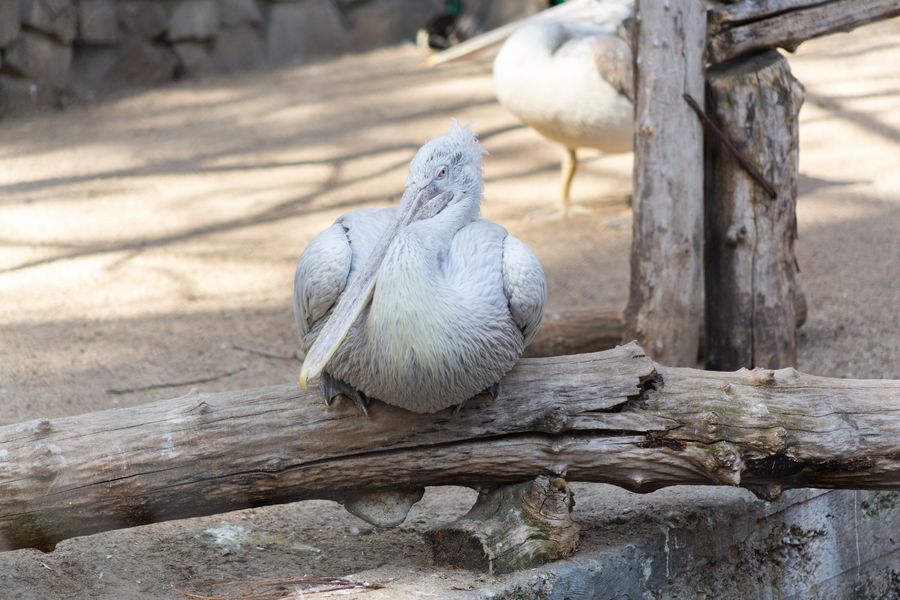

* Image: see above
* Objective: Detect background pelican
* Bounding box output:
[430,0,635,212]
[494,17,633,212]
[294,123,547,414]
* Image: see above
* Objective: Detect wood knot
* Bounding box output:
[185,400,210,415]
[725,224,748,246]
[766,427,788,453]
[710,442,742,485]
[703,412,719,436]
[33,418,52,435]
[540,406,569,434]
[749,369,776,386]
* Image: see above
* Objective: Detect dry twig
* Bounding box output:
[683,93,778,199]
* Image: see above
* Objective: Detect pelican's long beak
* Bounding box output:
[298,183,443,391]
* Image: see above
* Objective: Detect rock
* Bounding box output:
[77,0,120,44]
[0,73,59,111]
[3,29,71,87]
[339,488,425,528]
[70,43,120,95]
[116,1,168,40]
[345,0,443,52]
[0,0,20,47]
[173,41,214,77]
[266,0,352,65]
[211,24,264,73]
[104,40,178,87]
[168,0,219,42]
[218,0,262,27]
[19,0,77,44]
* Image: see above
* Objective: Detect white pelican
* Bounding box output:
[294,123,547,414]
[428,0,635,212]
[493,17,633,211]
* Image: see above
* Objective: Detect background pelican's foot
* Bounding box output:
[320,372,371,415]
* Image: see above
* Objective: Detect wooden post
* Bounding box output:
[704,51,805,371]
[624,0,706,366]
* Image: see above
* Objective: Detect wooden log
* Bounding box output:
[527,300,807,359]
[708,0,900,65]
[704,51,804,371]
[2,343,899,552]
[525,307,624,358]
[624,0,706,366]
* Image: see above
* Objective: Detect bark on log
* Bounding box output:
[704,51,805,371]
[3,343,899,553]
[624,0,706,366]
[708,0,900,65]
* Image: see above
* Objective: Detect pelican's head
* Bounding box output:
[298,122,488,391]
[403,121,487,219]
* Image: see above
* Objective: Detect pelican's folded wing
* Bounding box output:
[293,223,353,341]
[501,235,547,346]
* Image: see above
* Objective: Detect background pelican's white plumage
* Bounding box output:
[294,123,547,414]
[493,11,634,210]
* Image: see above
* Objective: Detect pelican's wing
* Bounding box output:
[293,223,352,340]
[589,34,633,102]
[501,235,547,346]
[293,208,398,342]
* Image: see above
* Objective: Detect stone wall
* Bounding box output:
[0,0,542,110]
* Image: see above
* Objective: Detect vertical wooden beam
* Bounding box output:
[704,50,805,370]
[624,0,707,366]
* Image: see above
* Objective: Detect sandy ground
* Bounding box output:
[0,18,898,600]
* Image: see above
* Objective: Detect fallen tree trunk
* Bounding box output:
[2,343,897,552]
[525,307,624,357]
[527,299,807,358]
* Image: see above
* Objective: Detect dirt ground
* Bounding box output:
[0,18,898,600]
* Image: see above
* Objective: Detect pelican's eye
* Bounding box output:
[435,166,447,180]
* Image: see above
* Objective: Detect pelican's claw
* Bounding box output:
[453,382,501,415]
[320,371,371,416]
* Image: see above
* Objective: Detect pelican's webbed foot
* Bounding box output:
[321,371,370,415]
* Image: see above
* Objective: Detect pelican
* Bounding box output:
[429,0,635,212]
[494,18,633,212]
[293,123,547,414]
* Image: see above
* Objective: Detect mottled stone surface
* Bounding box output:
[168,0,219,41]
[0,0,20,47]
[78,0,121,44]
[173,40,214,76]
[266,0,352,64]
[20,0,77,44]
[116,1,168,39]
[3,29,72,87]
[219,0,263,26]
[105,40,178,87]
[212,24,265,73]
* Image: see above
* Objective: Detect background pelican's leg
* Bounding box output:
[560,146,577,214]
[320,371,371,415]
